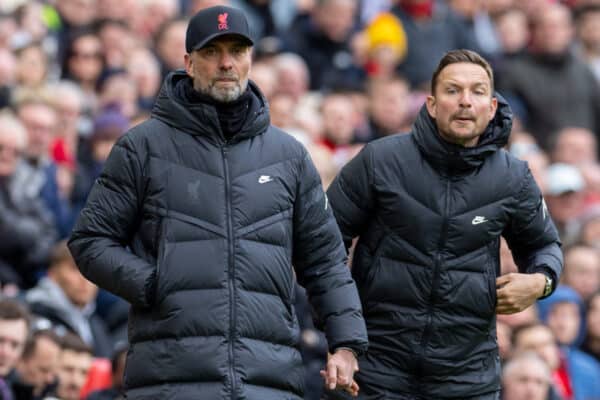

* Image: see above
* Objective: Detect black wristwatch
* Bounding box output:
[540,275,553,298]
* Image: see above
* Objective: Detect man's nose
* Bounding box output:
[459,91,472,107]
[218,52,233,69]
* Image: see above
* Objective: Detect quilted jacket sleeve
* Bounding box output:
[503,168,563,288]
[326,145,376,251]
[68,134,156,309]
[292,151,368,355]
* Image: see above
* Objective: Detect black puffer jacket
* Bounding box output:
[69,71,368,399]
[327,95,562,398]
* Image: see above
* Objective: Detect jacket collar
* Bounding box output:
[411,92,513,174]
[151,70,270,144]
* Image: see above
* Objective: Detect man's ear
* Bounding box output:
[184,53,193,77]
[425,95,436,119]
[488,96,498,122]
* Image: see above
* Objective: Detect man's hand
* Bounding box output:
[496,272,546,314]
[319,349,360,396]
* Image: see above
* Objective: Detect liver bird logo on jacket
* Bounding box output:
[218,13,229,30]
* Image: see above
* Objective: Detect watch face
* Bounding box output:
[544,277,552,296]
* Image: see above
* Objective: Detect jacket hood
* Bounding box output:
[151,70,270,143]
[538,285,586,347]
[26,277,96,343]
[412,92,513,173]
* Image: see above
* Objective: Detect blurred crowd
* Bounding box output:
[1,0,600,399]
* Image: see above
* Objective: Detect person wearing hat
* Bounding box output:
[544,163,586,245]
[68,5,367,400]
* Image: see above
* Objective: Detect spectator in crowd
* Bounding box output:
[272,52,310,103]
[69,6,368,399]
[97,19,136,71]
[26,241,112,358]
[574,4,600,83]
[354,12,407,80]
[576,205,600,249]
[511,323,567,400]
[14,42,49,90]
[508,132,549,193]
[284,0,363,90]
[497,3,600,150]
[78,106,129,200]
[96,0,141,24]
[561,245,600,302]
[61,29,105,104]
[0,299,30,400]
[448,0,500,57]
[544,163,586,244]
[319,91,363,168]
[583,291,600,361]
[140,0,180,43]
[539,285,588,347]
[268,92,296,129]
[49,80,86,164]
[364,75,411,140]
[229,0,297,40]
[549,127,597,166]
[501,351,551,400]
[248,60,277,101]
[153,18,187,80]
[305,141,339,190]
[326,49,562,398]
[0,14,17,49]
[0,111,56,288]
[54,0,96,38]
[96,71,139,119]
[53,333,94,400]
[513,321,600,400]
[14,90,73,241]
[540,285,600,400]
[391,0,481,89]
[492,7,529,59]
[124,47,162,112]
[12,1,52,47]
[86,343,127,400]
[12,329,61,400]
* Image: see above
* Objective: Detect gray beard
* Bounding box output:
[200,80,249,102]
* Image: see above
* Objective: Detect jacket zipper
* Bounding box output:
[419,179,451,354]
[222,145,237,399]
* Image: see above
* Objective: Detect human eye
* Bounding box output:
[446,86,458,94]
[201,47,217,57]
[232,46,246,56]
[473,85,488,95]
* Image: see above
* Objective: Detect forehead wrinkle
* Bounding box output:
[439,76,490,88]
